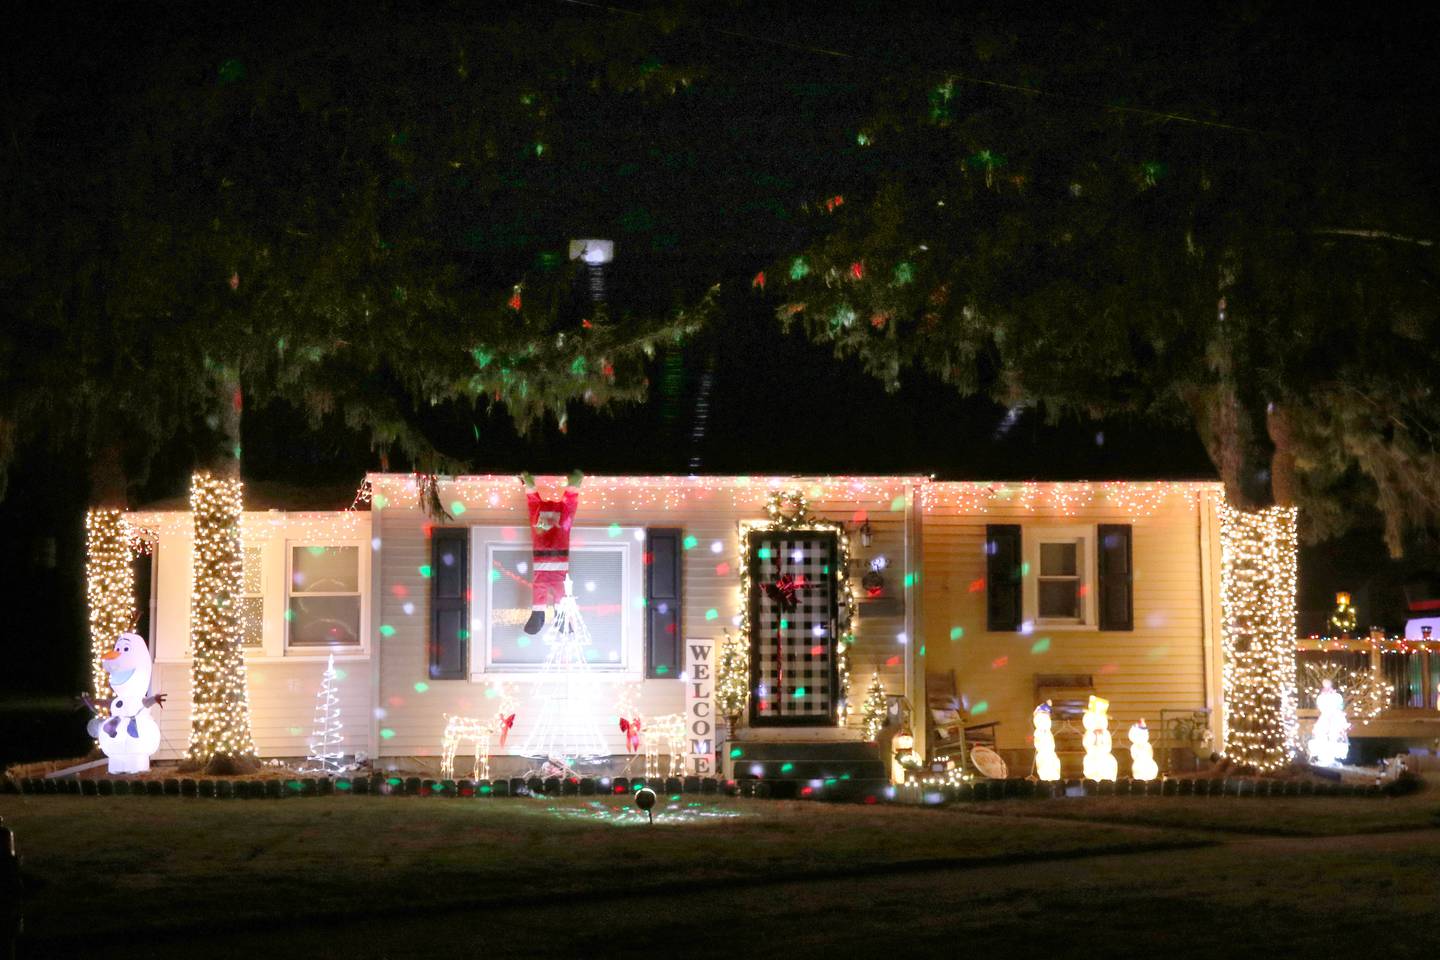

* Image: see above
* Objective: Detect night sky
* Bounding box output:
[3,1,1438,696]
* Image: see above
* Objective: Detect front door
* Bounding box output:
[747,529,839,726]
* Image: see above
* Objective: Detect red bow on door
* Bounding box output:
[497,713,516,747]
[762,573,808,610]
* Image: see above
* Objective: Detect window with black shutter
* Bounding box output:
[1097,524,1133,631]
[645,528,683,678]
[430,528,469,679]
[986,524,1023,632]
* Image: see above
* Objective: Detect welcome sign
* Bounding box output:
[685,638,717,775]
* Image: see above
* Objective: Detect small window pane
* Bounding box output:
[1040,542,1077,577]
[288,595,361,646]
[292,546,359,593]
[238,596,264,647]
[242,546,263,595]
[488,546,624,667]
[1039,580,1080,619]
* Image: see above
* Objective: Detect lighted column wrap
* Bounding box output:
[185,472,257,764]
[85,508,136,720]
[1218,502,1299,771]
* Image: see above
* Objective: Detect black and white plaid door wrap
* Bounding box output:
[750,532,838,722]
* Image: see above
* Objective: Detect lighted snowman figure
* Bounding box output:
[1307,678,1350,767]
[1128,718,1158,781]
[83,632,165,774]
[1081,695,1118,781]
[1032,701,1061,781]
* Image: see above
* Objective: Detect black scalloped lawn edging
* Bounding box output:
[6,774,739,800]
[5,772,1417,804]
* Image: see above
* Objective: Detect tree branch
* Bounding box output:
[1314,229,1435,247]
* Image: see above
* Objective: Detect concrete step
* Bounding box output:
[728,740,883,763]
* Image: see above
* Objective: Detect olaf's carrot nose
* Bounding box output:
[101,649,121,661]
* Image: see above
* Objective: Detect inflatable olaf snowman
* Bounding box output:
[85,632,165,774]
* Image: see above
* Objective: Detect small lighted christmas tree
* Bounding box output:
[715,630,750,726]
[304,654,345,775]
[861,672,888,741]
[1329,591,1357,637]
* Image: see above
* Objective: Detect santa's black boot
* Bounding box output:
[523,608,546,635]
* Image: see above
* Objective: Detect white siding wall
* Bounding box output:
[920,486,1221,769]
[132,509,375,760]
[369,476,918,760]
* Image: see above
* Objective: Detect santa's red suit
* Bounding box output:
[527,485,580,609]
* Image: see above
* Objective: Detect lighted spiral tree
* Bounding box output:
[1218,503,1299,772]
[184,472,257,771]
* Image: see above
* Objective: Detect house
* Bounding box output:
[125,474,1230,782]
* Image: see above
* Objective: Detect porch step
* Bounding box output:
[728,740,883,764]
[727,740,889,788]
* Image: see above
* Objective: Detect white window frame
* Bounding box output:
[468,525,644,681]
[284,540,369,657]
[1023,526,1096,629]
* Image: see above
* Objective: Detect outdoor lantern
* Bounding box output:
[858,520,873,547]
[894,728,914,753]
[569,238,614,304]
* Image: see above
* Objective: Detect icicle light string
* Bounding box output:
[370,474,1212,517]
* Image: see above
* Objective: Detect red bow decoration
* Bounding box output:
[498,713,516,747]
[619,716,642,753]
[762,573,808,610]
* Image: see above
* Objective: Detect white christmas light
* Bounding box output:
[1033,701,1060,781]
[1081,695,1117,781]
[1307,679,1349,767]
[1128,719,1157,781]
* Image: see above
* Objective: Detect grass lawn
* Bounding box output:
[2,787,1437,958]
[966,784,1440,835]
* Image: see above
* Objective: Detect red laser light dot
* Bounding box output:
[968,578,986,593]
[391,584,408,598]
[885,655,900,666]
[992,656,1008,669]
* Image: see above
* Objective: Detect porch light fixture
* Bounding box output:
[893,728,915,753]
[569,238,615,303]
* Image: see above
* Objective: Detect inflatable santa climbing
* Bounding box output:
[520,470,584,634]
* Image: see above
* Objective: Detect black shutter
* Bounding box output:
[646,528,682,678]
[985,524,1023,632]
[1098,524,1134,631]
[429,528,468,679]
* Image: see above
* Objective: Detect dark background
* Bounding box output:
[3,0,1436,720]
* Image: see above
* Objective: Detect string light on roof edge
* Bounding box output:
[85,509,136,726]
[185,472,258,767]
[1217,502,1299,772]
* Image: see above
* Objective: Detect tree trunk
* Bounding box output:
[185,369,257,773]
[1191,389,1299,771]
[84,440,134,731]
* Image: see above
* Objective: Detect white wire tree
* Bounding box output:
[520,576,609,774]
[304,653,345,775]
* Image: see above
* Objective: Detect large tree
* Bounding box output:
[760,6,1440,768]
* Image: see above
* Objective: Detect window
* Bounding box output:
[473,526,640,674]
[287,545,361,648]
[1037,540,1083,621]
[1023,528,1095,628]
[239,545,264,648]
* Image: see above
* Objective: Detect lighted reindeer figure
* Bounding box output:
[440,685,518,782]
[616,684,689,782]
